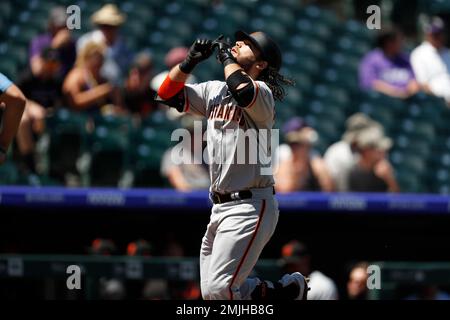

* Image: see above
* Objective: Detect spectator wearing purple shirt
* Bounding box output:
[359,28,420,99]
[29,7,76,78]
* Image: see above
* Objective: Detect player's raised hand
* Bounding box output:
[179,38,214,74]
[212,35,236,66]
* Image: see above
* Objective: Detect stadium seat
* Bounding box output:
[133,126,173,150]
[0,2,12,21]
[43,109,90,185]
[400,118,436,142]
[141,110,180,131]
[395,170,422,193]
[93,114,133,135]
[2,44,28,73]
[89,126,129,187]
[0,58,18,80]
[131,144,167,187]
[0,161,19,185]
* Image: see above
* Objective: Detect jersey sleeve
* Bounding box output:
[241,80,275,123]
[0,73,13,94]
[183,82,210,117]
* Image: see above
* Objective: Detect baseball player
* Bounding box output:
[156,31,309,300]
[0,73,27,165]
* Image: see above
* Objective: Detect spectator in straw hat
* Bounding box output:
[324,113,382,192]
[77,4,132,85]
[348,126,399,192]
[274,118,334,192]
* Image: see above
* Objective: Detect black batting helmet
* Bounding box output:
[235,30,282,71]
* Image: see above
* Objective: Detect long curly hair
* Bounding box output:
[258,67,295,101]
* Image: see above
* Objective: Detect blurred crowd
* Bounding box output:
[83,237,450,300]
[1,3,450,192]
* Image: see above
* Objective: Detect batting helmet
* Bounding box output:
[235,31,282,71]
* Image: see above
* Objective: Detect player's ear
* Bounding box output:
[255,61,268,71]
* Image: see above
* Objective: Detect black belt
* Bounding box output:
[210,187,275,204]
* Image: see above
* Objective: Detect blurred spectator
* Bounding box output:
[274,117,334,192]
[347,262,369,300]
[63,41,121,113]
[19,48,64,109]
[348,126,399,192]
[16,48,64,173]
[279,240,339,300]
[123,51,158,117]
[161,115,209,191]
[411,16,450,105]
[163,232,186,257]
[29,7,76,77]
[151,47,198,120]
[99,278,126,300]
[77,4,132,85]
[359,27,420,98]
[150,47,197,92]
[405,285,450,300]
[126,239,154,300]
[141,279,170,300]
[324,113,381,192]
[159,232,201,300]
[89,238,117,255]
[88,238,126,300]
[0,73,26,166]
[126,239,153,257]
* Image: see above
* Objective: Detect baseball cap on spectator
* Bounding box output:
[48,7,67,28]
[424,16,446,34]
[282,117,308,135]
[283,117,318,145]
[342,113,381,143]
[91,4,126,26]
[356,126,392,151]
[142,279,170,300]
[165,47,189,68]
[133,51,154,73]
[126,239,153,256]
[279,240,310,266]
[285,127,319,145]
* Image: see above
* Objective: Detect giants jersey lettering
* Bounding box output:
[184,80,275,193]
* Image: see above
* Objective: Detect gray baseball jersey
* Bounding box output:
[183,79,275,194]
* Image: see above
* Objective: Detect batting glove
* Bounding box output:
[179,38,214,74]
[212,35,237,67]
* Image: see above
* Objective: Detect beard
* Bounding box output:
[237,59,255,73]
